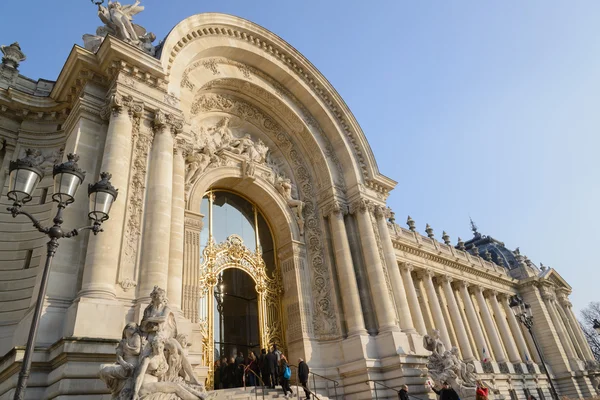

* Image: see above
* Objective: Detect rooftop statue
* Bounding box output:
[83,0,156,55]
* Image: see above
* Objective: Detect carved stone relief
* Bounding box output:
[17,147,64,175]
[190,92,340,339]
[184,57,347,191]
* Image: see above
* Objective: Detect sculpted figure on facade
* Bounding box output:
[101,287,210,400]
[83,0,156,55]
[275,175,305,236]
[99,323,143,399]
[425,330,477,400]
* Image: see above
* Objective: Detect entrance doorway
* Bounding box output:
[214,268,260,362]
[193,190,285,389]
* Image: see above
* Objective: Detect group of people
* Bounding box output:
[212,345,311,399]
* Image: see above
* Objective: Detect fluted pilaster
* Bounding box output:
[473,287,506,362]
[458,282,489,361]
[488,291,521,363]
[138,110,182,298]
[80,94,140,298]
[400,264,427,335]
[420,270,451,349]
[441,277,474,360]
[167,141,188,310]
[325,201,367,336]
[350,198,398,332]
[374,205,414,333]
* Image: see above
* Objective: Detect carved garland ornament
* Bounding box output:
[191,92,340,338]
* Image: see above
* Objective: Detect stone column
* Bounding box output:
[459,282,489,360]
[374,205,415,333]
[501,293,532,362]
[400,264,427,335]
[350,199,398,332]
[543,290,578,360]
[138,111,181,298]
[488,291,521,363]
[474,287,506,363]
[80,94,138,298]
[420,270,451,349]
[554,303,585,359]
[558,294,596,361]
[441,277,474,360]
[326,202,367,336]
[167,142,187,310]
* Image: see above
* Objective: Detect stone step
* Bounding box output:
[206,386,332,399]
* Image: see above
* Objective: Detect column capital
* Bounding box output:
[539,285,556,302]
[153,109,184,136]
[455,280,470,290]
[323,201,348,219]
[497,292,511,301]
[373,204,389,220]
[417,268,435,280]
[174,138,192,157]
[440,275,453,284]
[470,285,484,295]
[349,198,371,214]
[400,262,414,272]
[103,92,144,120]
[483,289,499,298]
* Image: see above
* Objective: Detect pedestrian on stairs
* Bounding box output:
[280,354,293,398]
[266,348,278,389]
[398,384,409,400]
[298,358,311,400]
[260,348,271,388]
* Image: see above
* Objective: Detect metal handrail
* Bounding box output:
[365,380,422,400]
[290,364,339,399]
[288,365,321,400]
[241,363,266,400]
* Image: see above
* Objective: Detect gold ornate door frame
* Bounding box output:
[197,234,284,389]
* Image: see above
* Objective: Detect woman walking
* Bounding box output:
[279,354,293,398]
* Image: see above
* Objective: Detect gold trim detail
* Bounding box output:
[198,234,284,389]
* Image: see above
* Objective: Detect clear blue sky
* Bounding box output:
[2,1,599,316]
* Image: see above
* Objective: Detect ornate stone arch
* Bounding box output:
[158,13,397,200]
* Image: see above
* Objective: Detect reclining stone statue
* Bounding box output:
[100,286,217,400]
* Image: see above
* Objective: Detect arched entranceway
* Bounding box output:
[188,190,284,389]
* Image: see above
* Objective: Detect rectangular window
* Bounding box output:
[23,249,33,269]
[39,188,48,204]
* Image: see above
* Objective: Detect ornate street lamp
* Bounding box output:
[8,152,118,400]
[509,295,559,400]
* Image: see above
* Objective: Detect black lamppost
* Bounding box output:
[593,319,600,336]
[509,295,559,400]
[7,151,118,400]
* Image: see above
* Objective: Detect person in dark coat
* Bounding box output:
[298,358,311,400]
[259,348,271,387]
[235,351,245,387]
[220,357,229,389]
[225,357,237,389]
[398,384,409,400]
[266,348,278,389]
[431,381,460,400]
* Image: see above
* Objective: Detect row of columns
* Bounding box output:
[78,100,186,309]
[400,266,534,364]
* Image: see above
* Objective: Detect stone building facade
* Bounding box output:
[0,10,598,400]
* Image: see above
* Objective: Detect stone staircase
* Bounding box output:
[205,386,334,399]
